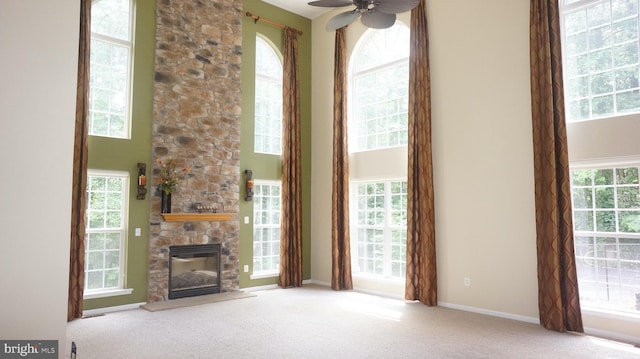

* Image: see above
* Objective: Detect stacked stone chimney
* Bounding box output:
[147,0,243,302]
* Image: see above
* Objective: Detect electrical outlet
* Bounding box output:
[244,216,250,224]
[464,277,471,286]
[244,265,249,273]
[135,228,141,237]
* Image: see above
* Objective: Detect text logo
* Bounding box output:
[0,341,57,358]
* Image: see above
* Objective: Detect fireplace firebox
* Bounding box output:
[169,244,221,299]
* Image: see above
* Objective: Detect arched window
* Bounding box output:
[254,36,283,155]
[90,0,133,139]
[349,23,410,279]
[350,24,410,152]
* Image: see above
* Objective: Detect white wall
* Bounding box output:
[311,0,639,345]
[312,0,537,316]
[0,0,79,354]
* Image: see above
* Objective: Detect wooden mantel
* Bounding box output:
[161,213,235,222]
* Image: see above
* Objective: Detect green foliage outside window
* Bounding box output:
[571,165,640,312]
[563,0,640,121]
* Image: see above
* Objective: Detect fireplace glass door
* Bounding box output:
[169,244,221,299]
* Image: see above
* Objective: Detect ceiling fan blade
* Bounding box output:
[361,10,396,29]
[308,0,354,7]
[326,10,360,30]
[375,0,420,14]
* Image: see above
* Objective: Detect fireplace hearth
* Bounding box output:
[169,244,221,299]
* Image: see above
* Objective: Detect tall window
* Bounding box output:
[351,24,410,152]
[352,181,407,278]
[562,0,640,121]
[85,171,128,294]
[252,181,281,276]
[349,24,410,282]
[561,0,640,316]
[571,165,640,313]
[254,36,283,155]
[90,0,133,138]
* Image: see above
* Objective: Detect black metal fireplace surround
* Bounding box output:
[168,244,221,299]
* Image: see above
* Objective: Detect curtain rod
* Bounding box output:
[245,12,303,36]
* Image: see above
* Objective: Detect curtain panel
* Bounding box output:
[278,27,303,288]
[331,27,353,291]
[68,0,91,321]
[404,0,438,305]
[529,0,583,332]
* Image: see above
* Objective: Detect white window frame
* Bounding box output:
[349,23,410,153]
[89,0,134,139]
[84,169,132,299]
[569,159,640,314]
[560,0,640,122]
[350,180,407,280]
[254,35,283,155]
[560,0,640,319]
[251,180,282,279]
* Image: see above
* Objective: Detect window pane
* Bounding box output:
[252,181,282,274]
[570,164,640,314]
[87,271,104,290]
[563,0,640,121]
[92,0,130,40]
[619,210,640,232]
[352,24,410,152]
[595,187,615,208]
[353,181,407,278]
[573,187,593,208]
[254,37,283,155]
[85,172,127,293]
[89,0,132,139]
[574,210,595,231]
[618,187,640,207]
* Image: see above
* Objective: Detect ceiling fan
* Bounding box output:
[308,0,420,30]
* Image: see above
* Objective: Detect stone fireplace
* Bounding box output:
[147,0,243,303]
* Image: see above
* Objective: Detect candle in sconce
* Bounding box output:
[139,175,146,186]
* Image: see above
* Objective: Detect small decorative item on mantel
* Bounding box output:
[156,157,190,214]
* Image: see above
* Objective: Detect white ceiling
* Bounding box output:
[262,0,332,19]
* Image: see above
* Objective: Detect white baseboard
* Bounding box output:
[438,301,541,325]
[242,283,279,292]
[438,302,639,347]
[305,279,330,287]
[82,302,146,317]
[242,279,316,292]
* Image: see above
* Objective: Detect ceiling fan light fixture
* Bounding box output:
[309,0,420,30]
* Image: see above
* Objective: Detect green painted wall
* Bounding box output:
[240,0,312,288]
[86,0,312,309]
[83,0,155,310]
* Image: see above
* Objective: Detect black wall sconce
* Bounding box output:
[245,169,253,201]
[137,162,147,200]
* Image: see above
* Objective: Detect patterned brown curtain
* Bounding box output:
[331,27,353,291]
[278,27,303,288]
[68,0,91,321]
[530,0,583,332]
[404,0,437,305]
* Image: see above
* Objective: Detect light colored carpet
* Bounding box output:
[140,291,256,312]
[66,285,640,359]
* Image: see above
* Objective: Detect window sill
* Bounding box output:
[83,288,133,300]
[582,306,640,321]
[250,272,278,280]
